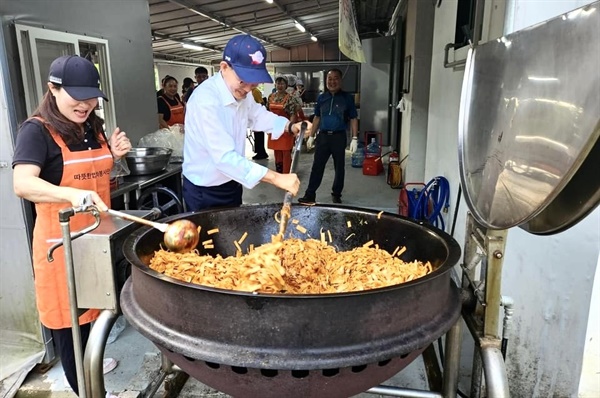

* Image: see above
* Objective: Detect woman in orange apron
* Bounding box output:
[267,76,303,173]
[12,55,131,397]
[158,75,185,128]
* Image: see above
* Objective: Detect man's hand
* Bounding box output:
[349,137,358,153]
[261,170,301,196]
[275,173,301,196]
[290,121,313,139]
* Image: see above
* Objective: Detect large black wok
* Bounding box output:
[121,204,461,398]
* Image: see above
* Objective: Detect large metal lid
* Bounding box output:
[458,2,600,233]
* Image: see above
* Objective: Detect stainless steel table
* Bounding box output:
[110,181,139,210]
[122,163,183,211]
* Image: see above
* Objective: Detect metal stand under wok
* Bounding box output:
[47,204,158,398]
[453,213,510,398]
[47,205,116,398]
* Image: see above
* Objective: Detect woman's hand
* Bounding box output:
[67,189,109,211]
[109,127,132,159]
[158,114,169,129]
[13,164,109,210]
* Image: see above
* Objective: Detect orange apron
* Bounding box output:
[31,117,113,329]
[162,96,185,126]
[267,94,295,151]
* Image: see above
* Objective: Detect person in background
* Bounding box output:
[181,77,194,103]
[183,34,311,211]
[296,79,307,102]
[267,76,302,173]
[285,74,300,102]
[157,75,184,128]
[12,55,131,397]
[286,74,305,120]
[251,86,269,160]
[156,75,166,97]
[156,75,180,99]
[183,66,209,103]
[298,68,358,205]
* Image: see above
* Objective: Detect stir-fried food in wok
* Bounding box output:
[149,237,433,294]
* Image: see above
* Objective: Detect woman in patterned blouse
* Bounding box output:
[267,76,302,173]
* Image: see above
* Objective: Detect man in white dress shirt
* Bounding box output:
[183,34,311,211]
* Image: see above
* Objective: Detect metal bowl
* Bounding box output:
[124,147,172,176]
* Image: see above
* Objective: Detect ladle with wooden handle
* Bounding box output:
[278,121,308,238]
[107,209,199,253]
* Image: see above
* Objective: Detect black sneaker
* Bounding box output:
[331,195,342,204]
[252,154,268,160]
[298,195,316,205]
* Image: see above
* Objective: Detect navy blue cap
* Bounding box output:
[48,55,108,101]
[223,34,272,84]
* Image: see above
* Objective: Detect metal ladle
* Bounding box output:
[278,121,308,238]
[107,209,199,252]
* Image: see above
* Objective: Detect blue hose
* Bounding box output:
[407,177,450,230]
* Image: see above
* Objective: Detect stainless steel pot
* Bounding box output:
[124,147,172,176]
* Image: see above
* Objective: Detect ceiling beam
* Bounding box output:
[271,0,320,41]
[270,1,290,15]
[166,0,290,50]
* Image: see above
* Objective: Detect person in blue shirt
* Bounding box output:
[183,34,311,211]
[298,68,358,204]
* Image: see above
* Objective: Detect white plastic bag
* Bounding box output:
[138,125,184,161]
[109,157,130,178]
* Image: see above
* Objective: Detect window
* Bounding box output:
[15,24,116,134]
[454,0,484,49]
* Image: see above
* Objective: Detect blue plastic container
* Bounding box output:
[365,138,381,158]
[351,149,365,168]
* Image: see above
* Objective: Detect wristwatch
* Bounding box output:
[288,122,294,135]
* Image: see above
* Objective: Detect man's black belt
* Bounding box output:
[322,130,346,135]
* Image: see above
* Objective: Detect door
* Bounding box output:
[359,36,393,146]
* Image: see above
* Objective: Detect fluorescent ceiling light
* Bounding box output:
[528,76,559,82]
[294,21,306,32]
[311,35,318,42]
[265,0,273,3]
[182,43,204,51]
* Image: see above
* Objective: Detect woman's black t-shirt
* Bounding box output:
[157,94,182,122]
[12,119,103,185]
